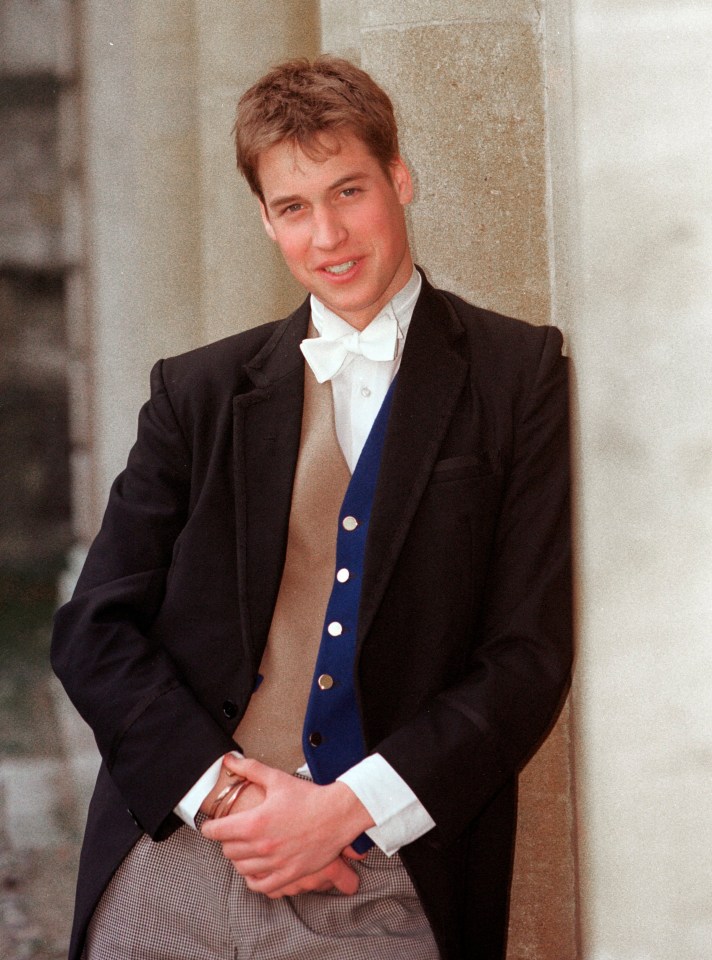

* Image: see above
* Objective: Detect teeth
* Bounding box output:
[324,261,356,275]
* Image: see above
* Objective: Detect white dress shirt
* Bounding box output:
[308,267,419,471]
[177,267,435,855]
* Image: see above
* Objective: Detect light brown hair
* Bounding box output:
[234,56,400,199]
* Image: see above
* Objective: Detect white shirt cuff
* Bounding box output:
[337,753,435,856]
[173,752,243,827]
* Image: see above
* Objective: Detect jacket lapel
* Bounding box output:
[358,278,469,645]
[233,301,310,675]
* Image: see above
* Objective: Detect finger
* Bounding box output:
[240,856,359,897]
[224,854,283,878]
[212,834,280,866]
[326,860,359,896]
[201,806,267,842]
[245,868,342,898]
[221,755,270,785]
[342,844,367,861]
[262,875,335,898]
[201,816,248,841]
[243,869,295,896]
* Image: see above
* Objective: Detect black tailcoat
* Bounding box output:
[52,274,572,960]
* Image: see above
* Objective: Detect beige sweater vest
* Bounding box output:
[235,362,351,773]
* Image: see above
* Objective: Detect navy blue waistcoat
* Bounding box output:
[302,377,398,852]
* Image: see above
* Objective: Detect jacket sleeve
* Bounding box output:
[51,359,235,839]
[374,325,572,847]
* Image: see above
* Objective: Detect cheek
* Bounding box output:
[274,233,308,268]
[367,203,407,246]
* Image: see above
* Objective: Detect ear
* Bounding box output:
[259,199,277,242]
[389,156,414,206]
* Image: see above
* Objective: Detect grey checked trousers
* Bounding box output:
[83,816,440,960]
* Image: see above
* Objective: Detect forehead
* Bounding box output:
[257,131,385,200]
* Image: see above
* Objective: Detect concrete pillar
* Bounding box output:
[360,1,555,326]
[358,4,577,957]
[569,4,712,958]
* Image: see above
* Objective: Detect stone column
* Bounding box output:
[357,4,577,956]
[79,0,318,520]
[360,1,556,326]
[191,0,318,343]
[81,4,163,513]
[130,4,205,358]
[569,4,712,957]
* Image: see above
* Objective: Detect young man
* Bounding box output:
[52,57,572,960]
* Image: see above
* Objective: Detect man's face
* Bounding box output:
[257,131,414,331]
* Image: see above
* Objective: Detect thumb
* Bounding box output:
[329,859,360,895]
[222,753,271,785]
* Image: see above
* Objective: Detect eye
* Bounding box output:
[341,187,361,198]
[282,203,304,215]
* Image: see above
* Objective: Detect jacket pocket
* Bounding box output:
[431,452,499,482]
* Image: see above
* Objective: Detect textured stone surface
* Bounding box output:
[363,21,551,324]
[509,701,577,959]
[360,6,576,957]
[361,0,542,28]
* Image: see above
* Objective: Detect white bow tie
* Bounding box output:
[300,312,400,383]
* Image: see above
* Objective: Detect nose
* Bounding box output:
[311,206,347,250]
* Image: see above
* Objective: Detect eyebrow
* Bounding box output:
[266,171,369,212]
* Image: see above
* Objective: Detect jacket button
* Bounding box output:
[222,699,238,719]
[342,515,358,531]
[308,731,323,747]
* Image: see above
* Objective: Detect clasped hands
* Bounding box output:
[200,754,374,898]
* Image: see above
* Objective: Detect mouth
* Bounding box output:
[321,260,357,276]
